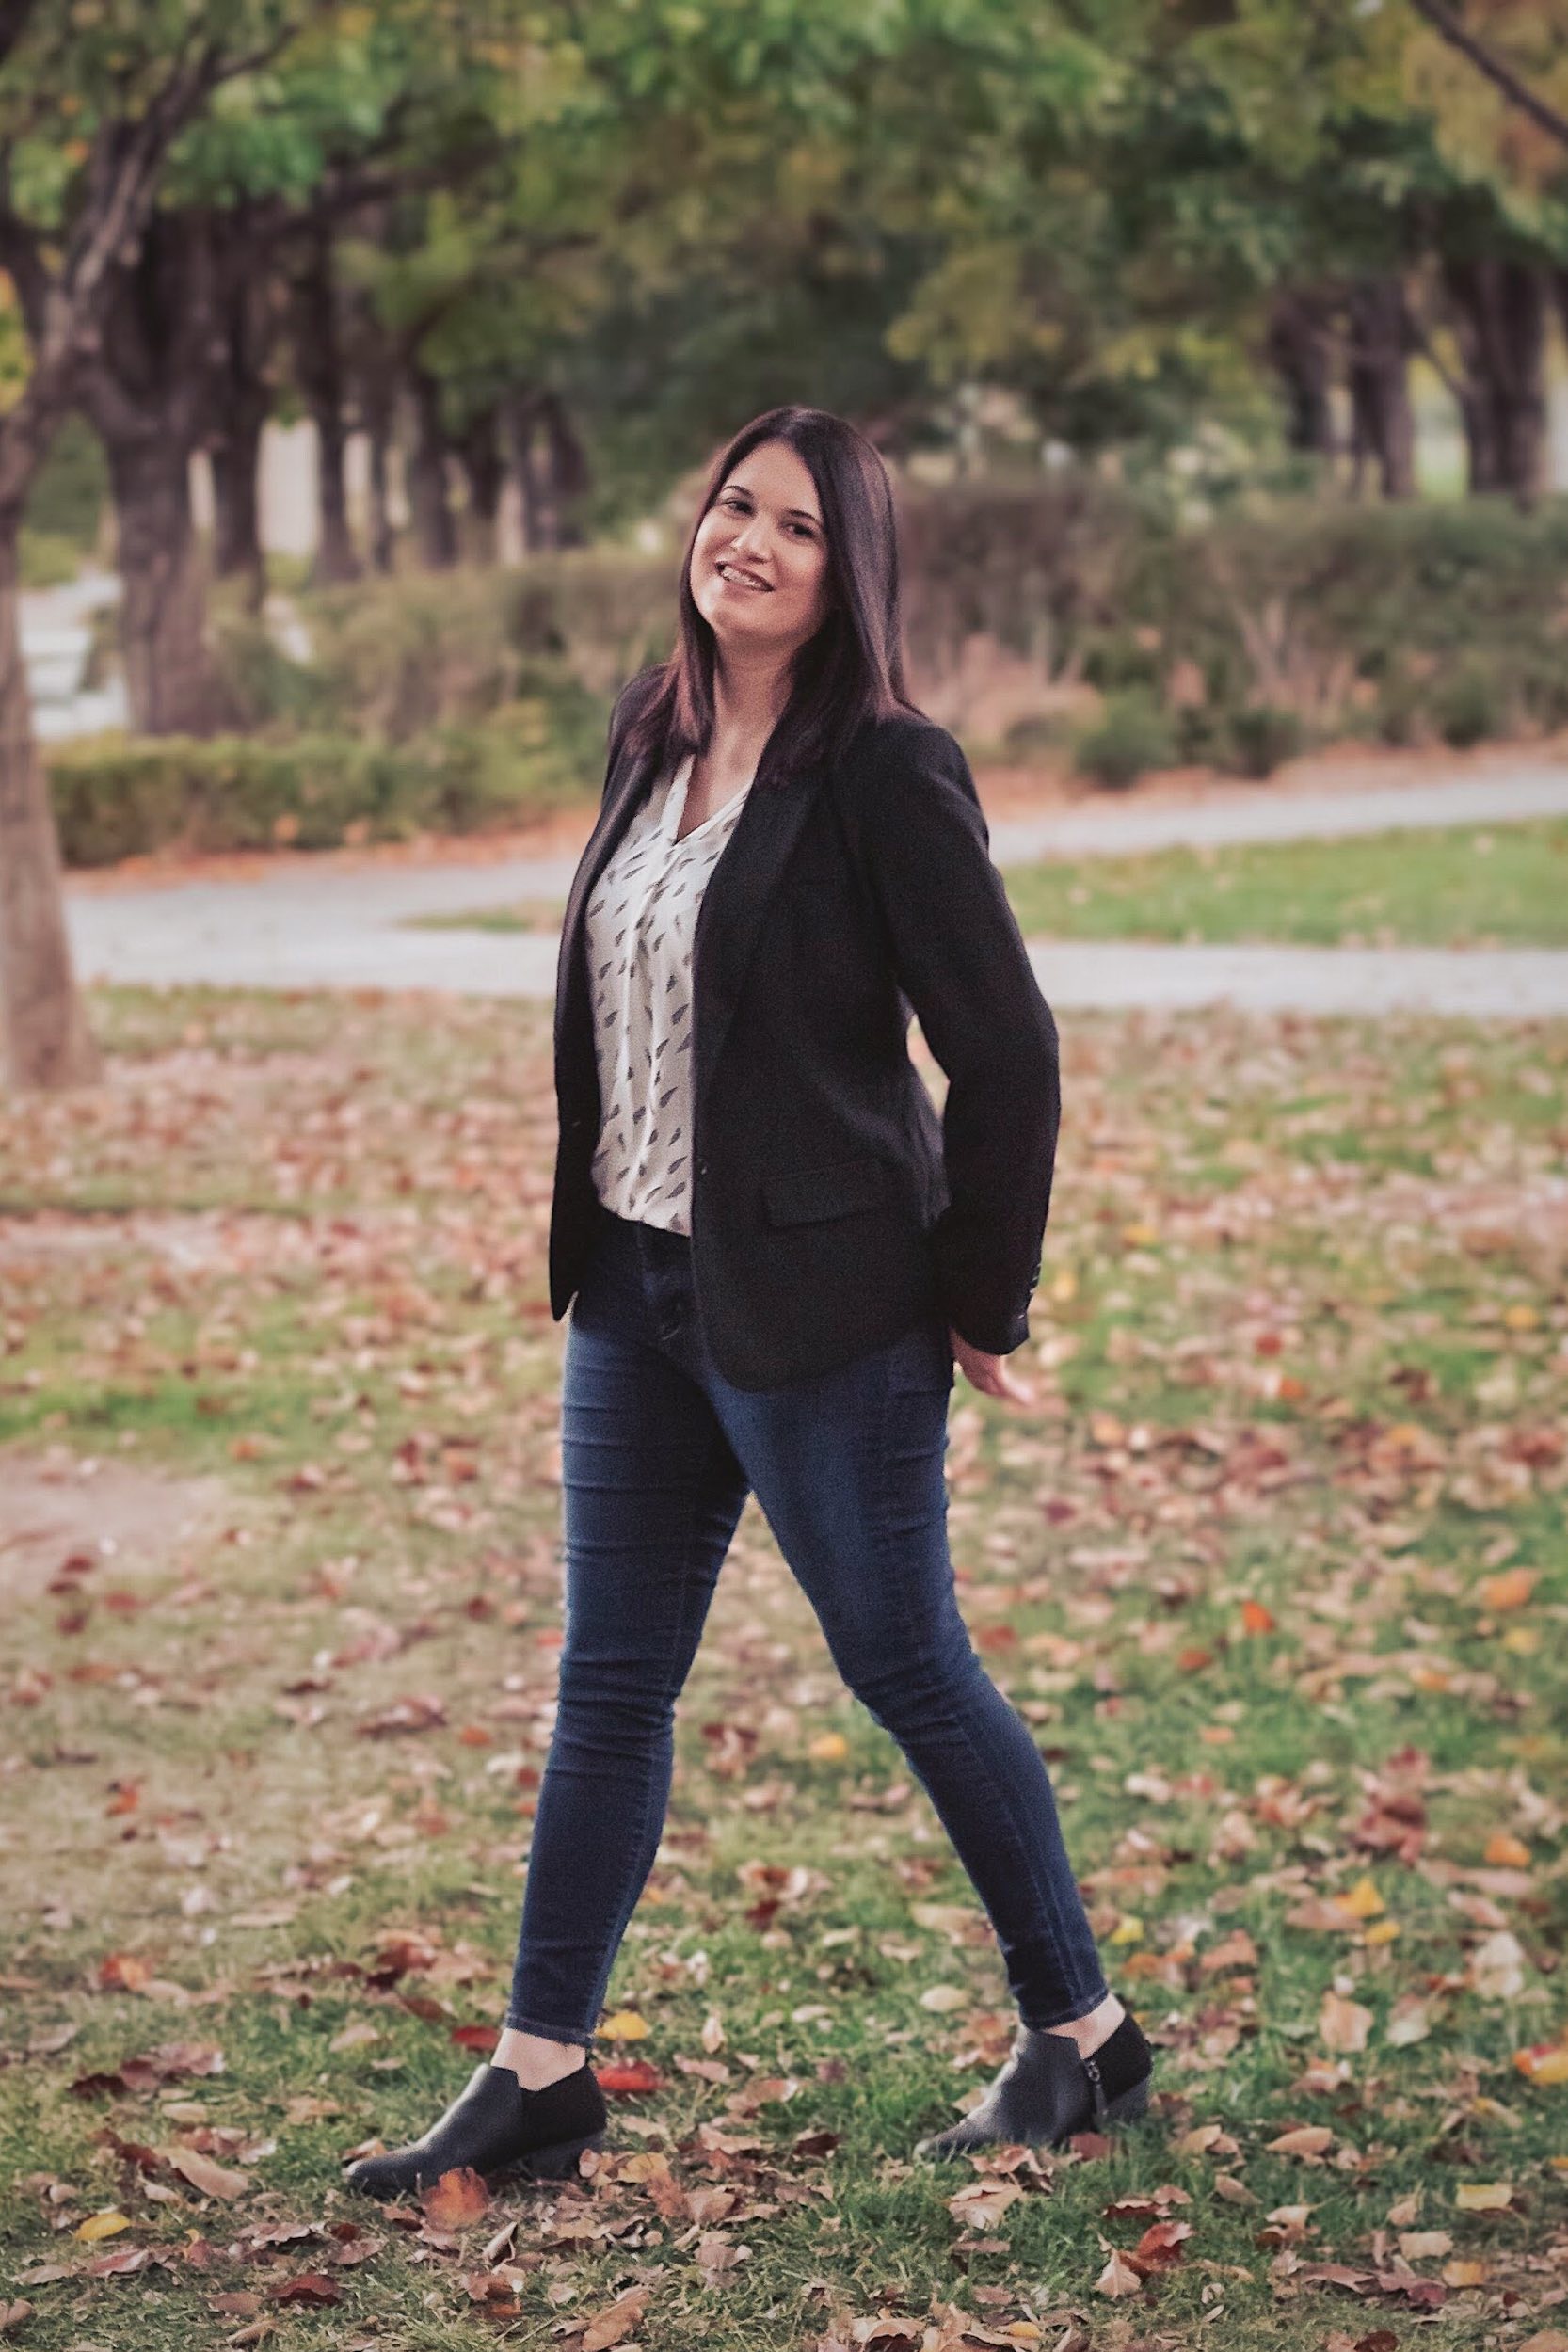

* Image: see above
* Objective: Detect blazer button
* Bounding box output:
[696,1160,710,1179]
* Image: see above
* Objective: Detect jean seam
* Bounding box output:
[873,1351,1105,2024]
[578,1367,737,2033]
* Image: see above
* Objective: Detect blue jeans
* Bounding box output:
[505,1208,1108,2043]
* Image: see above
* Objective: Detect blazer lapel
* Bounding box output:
[693,760,826,1114]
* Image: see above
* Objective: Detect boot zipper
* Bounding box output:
[1082,2052,1107,2120]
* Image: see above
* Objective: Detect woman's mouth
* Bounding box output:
[715,560,772,592]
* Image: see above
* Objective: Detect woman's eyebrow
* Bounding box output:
[724,482,823,526]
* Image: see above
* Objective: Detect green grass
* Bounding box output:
[1,984,1565,2351]
[409,814,1568,949]
[1002,814,1568,947]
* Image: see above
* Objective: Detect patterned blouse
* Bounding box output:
[584,749,754,1234]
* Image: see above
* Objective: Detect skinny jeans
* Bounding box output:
[505,1208,1107,2043]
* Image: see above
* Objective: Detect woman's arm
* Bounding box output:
[852,718,1060,1359]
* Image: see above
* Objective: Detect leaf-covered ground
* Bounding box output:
[411,816,1568,949]
[1,984,1565,2352]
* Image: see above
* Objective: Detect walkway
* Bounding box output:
[64,757,1568,1020]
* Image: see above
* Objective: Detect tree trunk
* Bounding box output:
[0,518,101,1090]
[1264,289,1337,460]
[504,389,548,553]
[1441,255,1548,504]
[542,391,590,548]
[291,225,360,584]
[407,365,456,569]
[1347,276,1416,500]
[456,404,504,563]
[209,400,267,601]
[105,431,225,736]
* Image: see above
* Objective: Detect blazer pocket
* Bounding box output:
[763,1155,889,1227]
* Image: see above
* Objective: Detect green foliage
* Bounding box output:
[1072,690,1176,790]
[16,525,82,587]
[1224,703,1304,778]
[45,711,600,866]
[1432,660,1507,750]
[22,413,107,546]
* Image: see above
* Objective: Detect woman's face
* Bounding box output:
[690,439,832,662]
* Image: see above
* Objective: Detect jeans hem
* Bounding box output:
[502,2014,596,2049]
[1017,1984,1112,2031]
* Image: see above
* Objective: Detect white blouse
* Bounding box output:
[584,750,753,1234]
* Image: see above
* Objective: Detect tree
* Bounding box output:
[0,3,303,1089]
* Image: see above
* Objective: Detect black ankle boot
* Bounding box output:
[344,2061,607,2200]
[914,2008,1152,2160]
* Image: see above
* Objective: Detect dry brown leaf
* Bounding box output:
[580,2286,650,2350]
[420,2166,491,2229]
[1094,2248,1144,2298]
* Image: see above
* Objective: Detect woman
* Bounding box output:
[347,407,1151,2199]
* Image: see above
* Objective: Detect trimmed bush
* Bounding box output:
[1073,692,1176,789]
[45,715,600,868]
[1432,662,1505,749]
[1224,704,1305,778]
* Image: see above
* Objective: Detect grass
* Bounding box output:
[409,815,1568,950]
[0,984,1565,2352]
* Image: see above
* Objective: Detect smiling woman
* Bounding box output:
[344,406,1151,2204]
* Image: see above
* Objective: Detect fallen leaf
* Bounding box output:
[1320,1990,1372,2055]
[598,2010,649,2040]
[597,2058,664,2096]
[73,2210,132,2241]
[1095,2248,1144,2298]
[919,1985,968,2013]
[1476,1568,1535,1612]
[1453,2182,1513,2212]
[580,2286,650,2349]
[1267,2126,1335,2158]
[268,2272,342,2306]
[158,2144,251,2200]
[1399,2230,1453,2261]
[421,2167,490,2229]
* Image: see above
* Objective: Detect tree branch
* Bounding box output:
[1407,0,1568,152]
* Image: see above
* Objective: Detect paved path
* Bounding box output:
[65,760,1568,1019]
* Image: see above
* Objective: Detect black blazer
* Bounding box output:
[549,671,1061,1390]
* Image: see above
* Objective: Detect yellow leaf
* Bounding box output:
[1334,1876,1384,1921]
[1442,2258,1490,2286]
[1364,1917,1401,1946]
[599,2010,649,2041]
[1514,2045,1568,2085]
[1110,1914,1144,1946]
[1500,1303,1538,1330]
[1121,1223,1159,1248]
[1454,2181,1513,2211]
[1484,1832,1531,1868]
[74,2211,131,2241]
[1049,1269,1077,1303]
[807,1732,849,1764]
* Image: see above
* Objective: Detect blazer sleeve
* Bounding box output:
[854,721,1060,1356]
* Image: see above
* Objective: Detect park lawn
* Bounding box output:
[0,984,1565,2352]
[408,813,1568,948]
[1000,814,1568,948]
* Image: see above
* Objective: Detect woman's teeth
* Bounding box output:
[718,563,770,590]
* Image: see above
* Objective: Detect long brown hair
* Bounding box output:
[620,406,919,789]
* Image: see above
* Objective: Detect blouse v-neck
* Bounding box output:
[665,751,753,846]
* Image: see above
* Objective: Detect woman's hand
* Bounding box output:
[949,1326,1036,1407]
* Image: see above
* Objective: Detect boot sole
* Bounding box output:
[345,2129,606,2200]
[914,2072,1152,2160]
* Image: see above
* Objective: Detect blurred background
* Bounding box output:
[7,0,1568,879]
